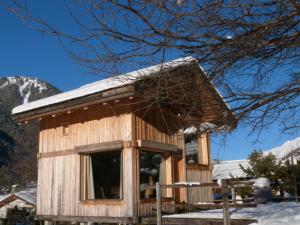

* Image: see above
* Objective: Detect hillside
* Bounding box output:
[0,76,60,193]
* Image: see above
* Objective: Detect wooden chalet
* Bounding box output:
[12,57,235,224]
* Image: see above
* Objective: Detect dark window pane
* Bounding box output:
[139,151,165,199]
[185,134,199,164]
[90,151,121,199]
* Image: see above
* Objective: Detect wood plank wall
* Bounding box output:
[37,104,134,218]
[133,107,187,216]
[37,101,213,219]
[39,105,132,153]
[186,167,213,203]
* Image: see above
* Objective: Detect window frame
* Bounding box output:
[138,149,174,202]
[185,132,210,166]
[79,148,124,203]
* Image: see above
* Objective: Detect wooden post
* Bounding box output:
[222,179,230,225]
[156,182,162,225]
[231,187,236,205]
[291,152,298,203]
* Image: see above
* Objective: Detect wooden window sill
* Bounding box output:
[186,164,210,170]
[80,199,125,205]
[139,198,173,204]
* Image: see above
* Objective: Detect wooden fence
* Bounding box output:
[155,179,255,225]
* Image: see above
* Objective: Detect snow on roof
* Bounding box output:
[0,195,5,202]
[184,123,217,134]
[0,186,37,206]
[213,159,249,180]
[213,136,300,179]
[12,57,197,115]
[15,187,37,206]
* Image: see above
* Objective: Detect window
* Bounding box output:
[139,151,169,199]
[185,133,199,164]
[80,150,122,200]
[185,133,210,165]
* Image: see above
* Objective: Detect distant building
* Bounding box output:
[0,186,36,221]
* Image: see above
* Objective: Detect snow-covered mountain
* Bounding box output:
[0,76,48,104]
[213,136,300,179]
[0,76,59,111]
[0,76,60,191]
[264,137,300,159]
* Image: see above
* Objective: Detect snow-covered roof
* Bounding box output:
[213,136,300,179]
[0,195,5,202]
[213,159,249,180]
[184,122,217,135]
[12,57,198,115]
[0,187,36,206]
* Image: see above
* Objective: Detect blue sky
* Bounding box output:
[0,3,296,160]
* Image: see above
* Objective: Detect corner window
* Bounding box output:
[139,151,170,199]
[80,150,122,200]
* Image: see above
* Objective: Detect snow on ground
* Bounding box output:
[213,136,300,179]
[164,202,300,225]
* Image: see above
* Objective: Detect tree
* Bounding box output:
[0,129,14,167]
[277,159,300,196]
[240,150,279,180]
[3,0,300,134]
[240,150,300,195]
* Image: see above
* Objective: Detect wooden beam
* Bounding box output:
[76,141,123,154]
[12,85,135,122]
[137,140,178,152]
[36,215,137,224]
[37,149,78,159]
[186,164,211,170]
[37,141,132,158]
[141,217,257,225]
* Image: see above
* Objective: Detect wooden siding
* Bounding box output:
[37,101,213,219]
[37,148,135,218]
[198,133,210,165]
[39,105,132,153]
[138,200,175,217]
[133,107,179,145]
[186,167,213,203]
[37,104,134,218]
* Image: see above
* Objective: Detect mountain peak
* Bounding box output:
[0,76,60,111]
[0,76,51,104]
[0,76,60,190]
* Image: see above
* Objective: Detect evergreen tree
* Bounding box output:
[240,150,300,196]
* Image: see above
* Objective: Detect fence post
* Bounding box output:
[222,179,230,225]
[291,152,298,203]
[156,182,162,225]
[231,187,236,205]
